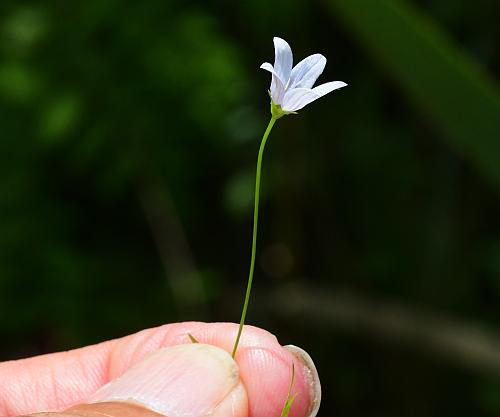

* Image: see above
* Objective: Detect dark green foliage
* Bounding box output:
[1,0,500,415]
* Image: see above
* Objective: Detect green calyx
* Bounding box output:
[270,98,295,119]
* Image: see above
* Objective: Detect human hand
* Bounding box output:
[0,322,320,417]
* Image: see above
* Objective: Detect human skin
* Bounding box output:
[0,322,320,417]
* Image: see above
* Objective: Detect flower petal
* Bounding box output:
[282,81,347,112]
[281,88,319,112]
[289,54,326,89]
[273,37,293,86]
[311,81,348,96]
[260,62,274,72]
[260,62,286,105]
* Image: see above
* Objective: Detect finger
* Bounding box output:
[88,344,247,417]
[0,322,320,417]
[22,344,248,417]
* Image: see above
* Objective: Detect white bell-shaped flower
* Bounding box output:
[260,37,347,115]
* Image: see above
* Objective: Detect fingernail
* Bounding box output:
[88,344,240,417]
[283,345,321,417]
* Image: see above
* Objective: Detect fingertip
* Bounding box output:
[185,324,317,417]
[283,345,321,417]
[235,346,313,417]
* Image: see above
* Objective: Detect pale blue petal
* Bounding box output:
[260,62,285,105]
[260,62,274,72]
[311,81,347,95]
[289,54,326,89]
[282,88,319,112]
[282,81,346,111]
[273,37,293,86]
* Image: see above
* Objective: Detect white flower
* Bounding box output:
[260,37,347,116]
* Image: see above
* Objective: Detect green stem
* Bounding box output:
[232,116,277,358]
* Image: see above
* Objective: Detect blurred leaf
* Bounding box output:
[0,62,41,103]
[223,170,254,216]
[39,94,82,144]
[145,10,248,134]
[224,106,262,144]
[1,6,49,55]
[327,0,500,188]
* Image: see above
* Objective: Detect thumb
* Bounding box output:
[26,344,247,417]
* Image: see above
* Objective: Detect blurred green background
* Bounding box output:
[1,0,500,415]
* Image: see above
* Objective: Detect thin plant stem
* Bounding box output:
[232,116,277,358]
